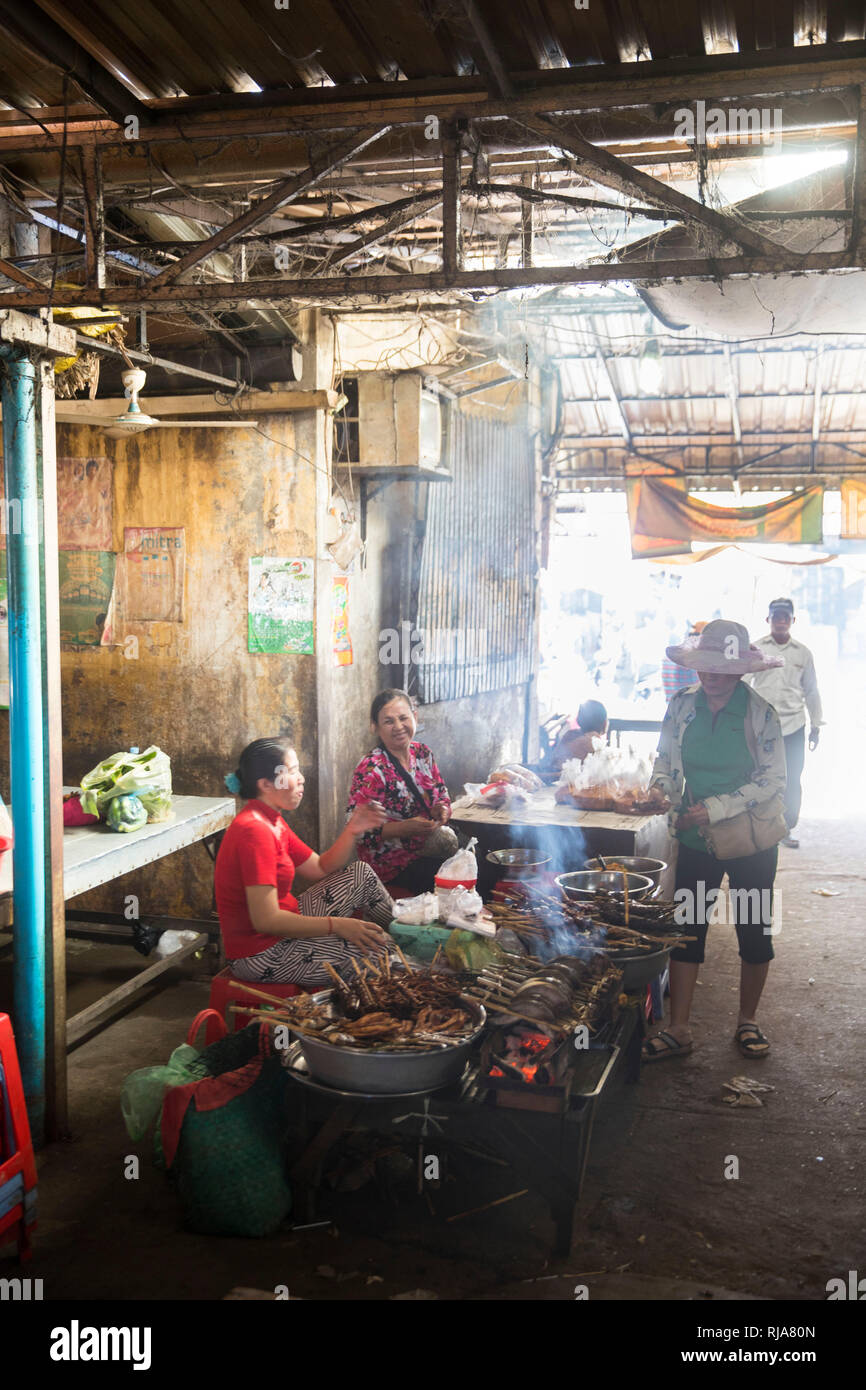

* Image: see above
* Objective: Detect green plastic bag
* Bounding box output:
[80,745,173,821]
[106,793,148,833]
[121,1044,207,1143]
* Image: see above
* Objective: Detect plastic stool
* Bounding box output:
[0,1013,38,1263]
[207,967,307,1043]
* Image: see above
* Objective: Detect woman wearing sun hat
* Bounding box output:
[644,620,787,1063]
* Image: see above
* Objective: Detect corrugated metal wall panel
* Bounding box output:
[415,408,535,703]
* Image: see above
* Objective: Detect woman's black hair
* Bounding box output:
[577,700,607,733]
[370,688,414,726]
[233,736,294,800]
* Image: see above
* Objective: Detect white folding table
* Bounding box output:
[0,794,235,1045]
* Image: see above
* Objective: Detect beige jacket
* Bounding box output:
[650,683,787,829]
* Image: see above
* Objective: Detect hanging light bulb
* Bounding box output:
[639,339,663,394]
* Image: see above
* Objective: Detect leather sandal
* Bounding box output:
[642,1030,693,1063]
[735,1023,770,1058]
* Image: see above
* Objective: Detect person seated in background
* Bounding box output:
[661,621,706,701]
[551,700,608,774]
[347,689,458,897]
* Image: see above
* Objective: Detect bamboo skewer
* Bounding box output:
[223,979,299,1009]
[392,942,412,972]
[447,1189,529,1223]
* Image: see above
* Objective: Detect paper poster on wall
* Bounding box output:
[57,456,113,550]
[121,527,185,621]
[59,551,116,646]
[331,576,353,667]
[248,557,315,655]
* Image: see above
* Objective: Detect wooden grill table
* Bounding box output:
[282,1002,643,1256]
[449,789,671,896]
[0,794,234,1046]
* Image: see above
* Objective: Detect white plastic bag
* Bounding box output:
[436,885,481,920]
[442,887,496,936]
[392,893,440,925]
[154,929,200,959]
[464,781,531,811]
[435,837,478,883]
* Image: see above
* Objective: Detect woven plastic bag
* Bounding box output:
[162,1026,292,1238]
[80,745,173,821]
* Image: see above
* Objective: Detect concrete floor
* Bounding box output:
[1,813,863,1302]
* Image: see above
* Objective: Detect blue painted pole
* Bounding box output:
[0,346,47,1145]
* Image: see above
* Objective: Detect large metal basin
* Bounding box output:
[291,996,487,1095]
[583,856,667,892]
[486,847,552,880]
[556,869,654,904]
[605,945,672,993]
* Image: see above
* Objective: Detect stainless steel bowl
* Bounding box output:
[556,869,655,904]
[486,848,552,880]
[291,995,487,1095]
[604,944,671,992]
[583,856,667,891]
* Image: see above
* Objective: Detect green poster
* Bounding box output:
[248,556,315,655]
[59,551,116,646]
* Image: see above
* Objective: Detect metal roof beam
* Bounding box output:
[723,344,744,469]
[458,0,515,99]
[442,125,462,278]
[141,126,392,291]
[78,148,105,290]
[0,248,862,311]
[0,255,46,290]
[319,194,442,269]
[516,114,798,261]
[811,343,824,470]
[1,48,865,153]
[591,325,631,447]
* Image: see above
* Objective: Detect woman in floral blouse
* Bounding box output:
[347,689,456,894]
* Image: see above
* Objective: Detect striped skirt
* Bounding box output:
[228,860,396,988]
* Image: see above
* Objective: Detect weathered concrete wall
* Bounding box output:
[50,412,321,919]
[415,686,528,791]
[316,466,532,844]
[315,474,419,846]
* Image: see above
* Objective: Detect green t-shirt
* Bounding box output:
[678,682,754,851]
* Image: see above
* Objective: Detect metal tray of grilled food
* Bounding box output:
[284,990,487,1095]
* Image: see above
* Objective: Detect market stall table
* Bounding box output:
[449,789,671,896]
[0,795,234,1045]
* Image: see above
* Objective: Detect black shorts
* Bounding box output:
[672,841,778,966]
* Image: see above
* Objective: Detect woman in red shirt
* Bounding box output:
[215,737,395,988]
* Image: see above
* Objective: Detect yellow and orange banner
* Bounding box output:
[625,477,690,558]
[841,479,866,539]
[630,478,824,546]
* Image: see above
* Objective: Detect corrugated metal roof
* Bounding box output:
[552,297,866,469]
[2,1,866,112]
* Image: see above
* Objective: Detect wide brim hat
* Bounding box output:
[666,619,784,675]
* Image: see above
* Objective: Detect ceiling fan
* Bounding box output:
[83,368,259,438]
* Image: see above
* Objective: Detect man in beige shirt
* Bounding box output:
[746,598,824,849]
